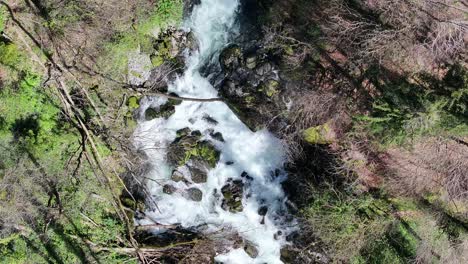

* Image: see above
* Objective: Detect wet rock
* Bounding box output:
[186,31,199,52]
[176,127,191,138]
[194,141,220,168]
[163,184,177,194]
[190,166,207,183]
[221,179,244,213]
[187,187,203,201]
[225,161,234,165]
[274,230,282,240]
[144,107,159,121]
[220,44,242,71]
[210,131,225,142]
[191,130,202,137]
[171,170,185,182]
[243,241,259,258]
[258,206,268,216]
[241,171,253,181]
[202,114,218,125]
[144,98,180,121]
[167,131,206,166]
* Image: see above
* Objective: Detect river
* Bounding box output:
[133,1,294,263]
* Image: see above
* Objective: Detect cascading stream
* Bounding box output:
[133,0,294,263]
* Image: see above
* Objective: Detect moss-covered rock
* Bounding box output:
[144,98,181,121]
[303,123,333,144]
[258,79,280,97]
[220,44,242,71]
[221,179,244,213]
[167,129,220,168]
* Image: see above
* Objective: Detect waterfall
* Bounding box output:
[133,1,294,263]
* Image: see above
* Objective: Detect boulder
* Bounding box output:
[303,119,337,145]
[144,98,181,121]
[258,206,268,216]
[202,114,218,125]
[187,188,203,202]
[220,45,242,71]
[189,166,207,183]
[210,131,225,142]
[144,107,159,121]
[171,170,185,182]
[243,241,259,258]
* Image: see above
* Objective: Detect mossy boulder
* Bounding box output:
[144,98,182,121]
[167,128,220,168]
[221,179,244,213]
[303,121,336,144]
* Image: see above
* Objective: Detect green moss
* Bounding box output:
[151,54,165,67]
[0,5,5,32]
[127,96,140,109]
[258,80,280,97]
[303,124,331,144]
[0,43,23,69]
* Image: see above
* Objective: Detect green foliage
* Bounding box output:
[46,2,94,35]
[0,5,5,32]
[0,43,23,69]
[303,186,392,260]
[99,0,183,78]
[137,0,183,36]
[357,65,468,146]
[0,40,132,264]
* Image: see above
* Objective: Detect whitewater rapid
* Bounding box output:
[133,0,293,263]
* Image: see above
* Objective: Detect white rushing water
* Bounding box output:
[133,0,293,263]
